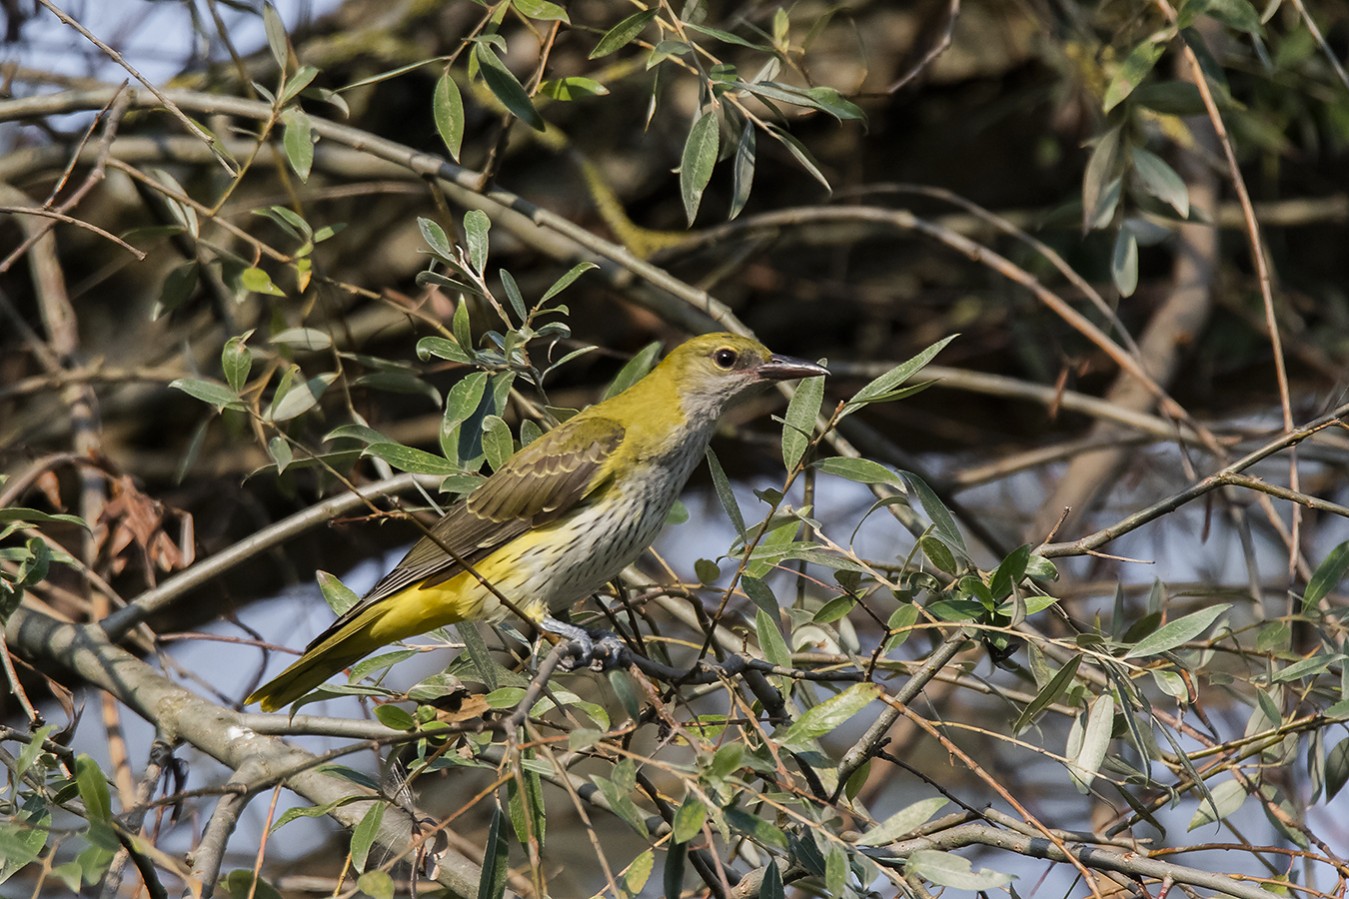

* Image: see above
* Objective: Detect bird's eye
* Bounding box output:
[713,347,738,369]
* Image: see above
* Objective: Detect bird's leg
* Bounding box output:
[540,615,628,671]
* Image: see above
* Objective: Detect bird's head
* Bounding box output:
[658,333,829,420]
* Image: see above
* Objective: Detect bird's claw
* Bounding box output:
[541,616,628,671]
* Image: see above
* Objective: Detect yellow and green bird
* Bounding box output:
[247,333,827,711]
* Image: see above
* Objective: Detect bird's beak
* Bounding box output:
[758,353,829,380]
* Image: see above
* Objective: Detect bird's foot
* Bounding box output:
[541,616,628,671]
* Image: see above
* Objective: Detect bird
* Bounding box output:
[246,332,828,711]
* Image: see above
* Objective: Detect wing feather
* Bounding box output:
[307,416,624,650]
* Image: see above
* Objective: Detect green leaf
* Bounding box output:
[777,683,881,751]
[464,209,491,273]
[513,0,569,22]
[1327,739,1349,799]
[1305,541,1349,610]
[589,9,659,59]
[262,2,288,69]
[280,65,318,105]
[843,335,956,415]
[75,755,112,822]
[1013,654,1081,734]
[472,43,545,131]
[221,332,253,393]
[241,266,285,297]
[373,705,415,730]
[814,456,895,484]
[683,21,770,51]
[907,849,1013,890]
[730,120,756,220]
[418,216,454,259]
[756,608,791,669]
[155,260,199,318]
[268,372,336,422]
[362,442,461,475]
[1202,0,1263,32]
[499,268,527,323]
[1187,778,1248,829]
[281,108,315,182]
[170,377,243,411]
[764,123,832,191]
[1103,37,1168,112]
[271,326,332,351]
[673,796,707,844]
[417,335,472,364]
[602,341,662,400]
[680,110,720,225]
[723,807,788,850]
[1133,80,1206,115]
[857,796,948,846]
[433,71,465,162]
[540,261,597,301]
[350,803,385,872]
[223,871,286,899]
[1083,124,1123,231]
[478,805,509,899]
[1068,692,1115,792]
[705,449,746,538]
[1131,147,1189,217]
[1123,604,1230,658]
[317,570,361,615]
[1111,226,1139,297]
[782,375,824,470]
[538,76,609,100]
[356,871,393,899]
[481,415,514,471]
[901,471,967,557]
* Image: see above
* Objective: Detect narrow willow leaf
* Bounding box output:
[271,326,331,351]
[1131,146,1190,217]
[680,110,720,225]
[221,332,253,393]
[1103,38,1168,112]
[782,375,824,470]
[170,378,243,411]
[603,342,662,400]
[1069,692,1115,792]
[673,796,707,844]
[433,71,464,162]
[362,442,461,475]
[901,471,967,556]
[513,0,569,22]
[350,803,385,873]
[262,2,288,69]
[730,120,756,220]
[1083,124,1123,231]
[705,449,746,537]
[1111,226,1139,297]
[1305,541,1349,610]
[281,108,314,182]
[777,683,881,751]
[814,456,895,484]
[1187,778,1248,829]
[472,43,545,131]
[478,805,509,899]
[843,335,955,415]
[1123,604,1230,658]
[481,415,514,471]
[1014,654,1081,734]
[539,76,608,99]
[907,849,1013,890]
[316,570,360,615]
[540,261,597,301]
[857,797,948,846]
[589,8,658,59]
[765,123,831,191]
[75,755,112,822]
[756,608,791,669]
[268,372,336,421]
[1327,739,1349,799]
[464,209,491,273]
[155,260,199,318]
[280,65,318,105]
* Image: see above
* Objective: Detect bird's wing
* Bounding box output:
[309,416,625,647]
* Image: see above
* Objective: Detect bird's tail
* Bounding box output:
[247,599,400,712]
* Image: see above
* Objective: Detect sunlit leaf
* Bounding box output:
[680,110,719,225]
[433,71,464,162]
